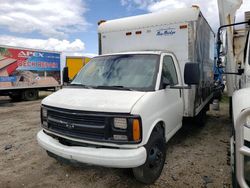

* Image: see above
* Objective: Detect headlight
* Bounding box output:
[41,107,48,127]
[113,117,142,142]
[42,108,47,118]
[114,118,127,129]
[245,140,250,183]
[245,115,250,128]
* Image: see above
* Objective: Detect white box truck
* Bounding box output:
[37,7,214,184]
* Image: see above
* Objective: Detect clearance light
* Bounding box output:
[135,31,142,35]
[180,25,188,29]
[133,119,141,141]
[126,32,132,36]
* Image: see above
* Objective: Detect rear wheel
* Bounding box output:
[194,109,207,126]
[23,89,39,101]
[133,126,166,184]
[9,92,22,101]
[231,131,240,188]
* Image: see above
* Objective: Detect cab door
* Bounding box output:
[159,54,184,138]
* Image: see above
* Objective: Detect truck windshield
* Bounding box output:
[71,54,159,91]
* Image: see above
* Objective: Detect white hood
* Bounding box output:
[42,88,146,113]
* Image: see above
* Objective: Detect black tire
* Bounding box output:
[133,126,166,184]
[229,97,233,120]
[232,136,240,188]
[9,92,22,101]
[23,89,39,101]
[194,109,207,126]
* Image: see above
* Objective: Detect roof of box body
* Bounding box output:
[98,7,200,33]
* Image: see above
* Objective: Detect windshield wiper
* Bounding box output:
[69,83,93,89]
[95,85,134,91]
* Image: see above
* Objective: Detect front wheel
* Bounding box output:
[133,126,166,184]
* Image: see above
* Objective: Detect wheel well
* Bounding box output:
[152,121,165,140]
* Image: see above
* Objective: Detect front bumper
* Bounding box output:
[37,130,146,168]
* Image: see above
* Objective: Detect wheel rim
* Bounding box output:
[147,144,163,169]
[28,92,34,98]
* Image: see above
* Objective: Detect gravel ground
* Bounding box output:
[0,93,231,188]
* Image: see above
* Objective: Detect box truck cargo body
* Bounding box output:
[98,7,215,117]
[37,7,215,184]
[0,45,61,100]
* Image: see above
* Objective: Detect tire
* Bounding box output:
[232,136,240,188]
[23,89,39,101]
[133,126,166,184]
[194,109,207,126]
[229,97,233,120]
[9,92,22,101]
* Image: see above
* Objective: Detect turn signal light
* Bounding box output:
[133,119,141,141]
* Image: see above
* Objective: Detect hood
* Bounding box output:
[42,88,146,113]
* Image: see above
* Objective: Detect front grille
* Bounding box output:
[42,105,142,144]
[44,106,110,141]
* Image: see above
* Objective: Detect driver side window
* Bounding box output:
[162,56,178,86]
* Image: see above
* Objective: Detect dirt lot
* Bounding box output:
[0,93,232,188]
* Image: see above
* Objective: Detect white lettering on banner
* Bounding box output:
[18,51,44,58]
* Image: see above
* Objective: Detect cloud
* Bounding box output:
[121,0,250,32]
[0,35,85,52]
[121,0,157,10]
[0,0,89,38]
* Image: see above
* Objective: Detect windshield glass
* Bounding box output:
[71,54,159,91]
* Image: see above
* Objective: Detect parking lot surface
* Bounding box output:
[0,95,231,188]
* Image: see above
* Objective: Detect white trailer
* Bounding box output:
[37,7,214,184]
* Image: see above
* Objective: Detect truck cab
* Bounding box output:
[232,29,250,188]
[38,51,196,183]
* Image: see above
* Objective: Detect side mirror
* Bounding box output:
[184,63,200,85]
[217,28,227,57]
[63,67,69,84]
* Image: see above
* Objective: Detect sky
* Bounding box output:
[0,0,250,57]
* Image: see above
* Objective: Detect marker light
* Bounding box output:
[133,119,141,141]
[180,25,188,29]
